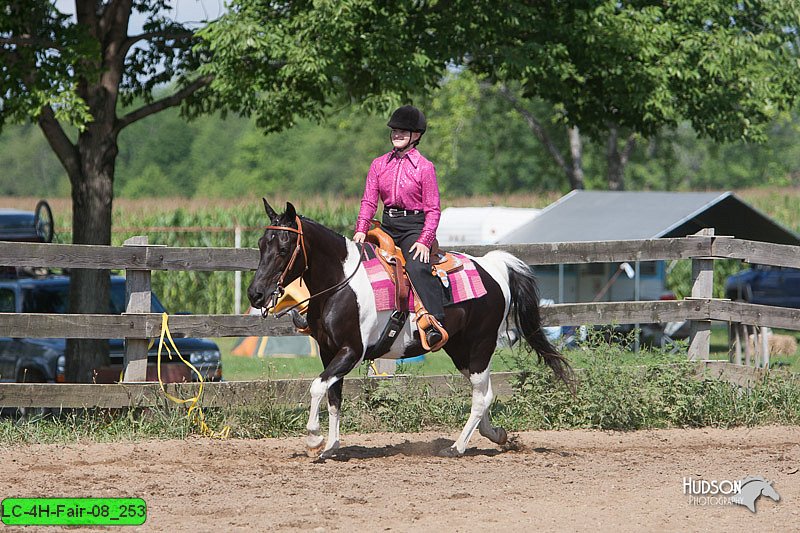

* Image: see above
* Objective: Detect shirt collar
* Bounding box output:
[388,147,421,168]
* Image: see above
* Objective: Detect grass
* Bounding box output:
[3,334,799,445]
[215,323,800,382]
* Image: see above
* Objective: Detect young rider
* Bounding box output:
[353,105,445,347]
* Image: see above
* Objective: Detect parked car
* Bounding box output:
[0,200,53,243]
[725,265,800,309]
[0,274,222,384]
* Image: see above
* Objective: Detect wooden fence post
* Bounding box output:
[123,236,151,382]
[688,228,714,361]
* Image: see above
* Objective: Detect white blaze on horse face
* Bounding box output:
[344,240,380,357]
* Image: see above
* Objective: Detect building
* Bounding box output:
[437,207,540,246]
[497,190,800,303]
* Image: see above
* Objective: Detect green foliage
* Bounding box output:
[470,1,800,143]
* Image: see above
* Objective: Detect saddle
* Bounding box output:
[366,221,461,351]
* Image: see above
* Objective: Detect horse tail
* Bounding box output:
[489,251,575,392]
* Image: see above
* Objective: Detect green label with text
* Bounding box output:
[1,498,146,526]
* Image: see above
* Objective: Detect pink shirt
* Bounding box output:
[355,148,441,248]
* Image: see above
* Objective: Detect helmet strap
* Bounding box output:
[389,131,422,160]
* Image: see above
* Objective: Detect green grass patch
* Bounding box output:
[2,330,798,445]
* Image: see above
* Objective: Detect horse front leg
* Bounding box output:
[306,345,360,457]
[319,380,344,460]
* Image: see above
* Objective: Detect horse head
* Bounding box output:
[247,198,305,311]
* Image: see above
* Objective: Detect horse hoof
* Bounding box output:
[306,434,324,456]
[496,427,508,446]
[319,440,340,460]
[438,446,463,458]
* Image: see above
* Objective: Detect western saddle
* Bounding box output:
[366,221,462,351]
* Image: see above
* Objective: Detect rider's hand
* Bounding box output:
[410,242,430,263]
[353,231,366,244]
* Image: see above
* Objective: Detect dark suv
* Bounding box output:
[725,265,800,309]
[0,274,222,384]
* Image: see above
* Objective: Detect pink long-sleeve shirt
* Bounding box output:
[355,148,441,248]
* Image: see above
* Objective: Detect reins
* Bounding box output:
[263,216,365,319]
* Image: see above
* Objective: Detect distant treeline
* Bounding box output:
[2,74,800,199]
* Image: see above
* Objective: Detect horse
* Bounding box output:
[247,200,573,459]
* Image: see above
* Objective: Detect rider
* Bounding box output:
[353,105,445,347]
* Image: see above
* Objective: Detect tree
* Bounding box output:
[0,0,467,380]
[466,0,800,190]
[1,1,218,380]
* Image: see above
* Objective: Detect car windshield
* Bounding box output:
[22,281,167,314]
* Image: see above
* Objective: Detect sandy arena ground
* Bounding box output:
[2,426,799,532]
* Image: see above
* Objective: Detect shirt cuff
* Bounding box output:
[355,218,371,235]
[417,231,435,249]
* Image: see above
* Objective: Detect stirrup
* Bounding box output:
[417,313,448,351]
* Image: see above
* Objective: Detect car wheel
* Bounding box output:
[34,199,54,243]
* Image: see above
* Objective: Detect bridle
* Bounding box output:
[261,215,365,319]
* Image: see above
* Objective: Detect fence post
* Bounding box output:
[234,225,242,316]
[688,228,714,361]
[123,236,151,382]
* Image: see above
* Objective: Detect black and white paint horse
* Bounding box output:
[248,200,572,458]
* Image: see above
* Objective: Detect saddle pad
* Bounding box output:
[360,243,487,312]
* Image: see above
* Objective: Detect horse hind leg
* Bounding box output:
[479,411,507,445]
[445,368,497,456]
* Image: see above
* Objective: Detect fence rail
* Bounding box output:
[1,231,799,408]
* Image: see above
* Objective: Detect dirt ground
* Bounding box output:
[2,426,799,532]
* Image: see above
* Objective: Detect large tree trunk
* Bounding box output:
[65,128,118,382]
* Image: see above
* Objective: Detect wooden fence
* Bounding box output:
[1,229,799,408]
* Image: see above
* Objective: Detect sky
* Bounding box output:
[53,0,227,32]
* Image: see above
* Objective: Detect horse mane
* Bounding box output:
[295,214,348,242]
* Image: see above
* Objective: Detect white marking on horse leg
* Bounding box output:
[306,376,338,449]
[319,403,341,459]
[451,369,493,455]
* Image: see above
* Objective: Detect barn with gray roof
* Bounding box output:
[497,190,800,303]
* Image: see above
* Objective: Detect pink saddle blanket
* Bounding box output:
[361,243,487,312]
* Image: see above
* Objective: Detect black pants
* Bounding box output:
[381,211,445,322]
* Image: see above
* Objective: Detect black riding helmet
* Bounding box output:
[387,105,426,153]
[387,105,427,133]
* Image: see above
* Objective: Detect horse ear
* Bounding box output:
[285,201,297,221]
[262,198,278,221]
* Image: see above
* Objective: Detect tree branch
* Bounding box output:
[0,36,63,50]
[496,85,568,170]
[120,29,196,57]
[115,74,214,133]
[37,106,81,182]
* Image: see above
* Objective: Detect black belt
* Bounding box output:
[385,207,423,217]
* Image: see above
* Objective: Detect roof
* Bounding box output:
[437,207,540,245]
[498,190,800,246]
